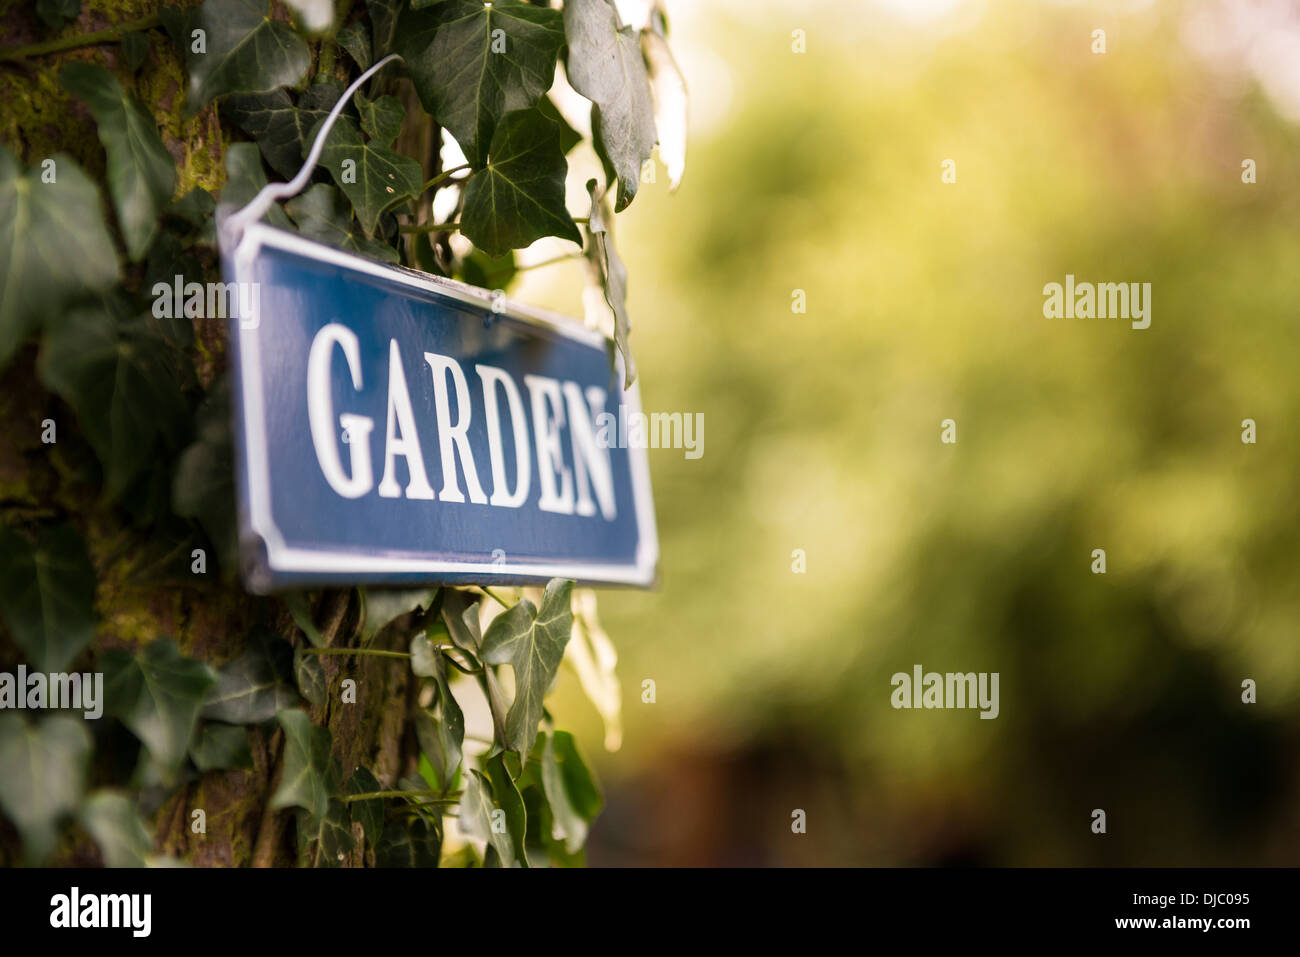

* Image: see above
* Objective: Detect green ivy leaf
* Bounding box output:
[178,0,312,113]
[409,632,437,678]
[345,766,383,845]
[272,709,340,821]
[374,813,441,867]
[38,306,192,500]
[458,248,517,291]
[460,108,580,258]
[220,142,294,230]
[172,378,239,575]
[286,183,400,263]
[396,0,564,166]
[36,0,80,31]
[0,523,96,673]
[439,589,481,655]
[202,630,301,724]
[584,179,635,386]
[60,63,176,261]
[293,646,327,707]
[79,790,155,867]
[284,592,324,647]
[103,638,217,778]
[223,80,345,181]
[355,90,404,145]
[484,751,529,866]
[536,95,581,154]
[563,0,656,211]
[541,729,602,854]
[0,714,90,862]
[366,0,402,58]
[313,114,422,237]
[298,799,353,867]
[337,19,372,71]
[458,769,517,867]
[0,147,119,366]
[190,722,254,771]
[479,578,574,754]
[359,587,438,642]
[121,30,150,72]
[415,653,463,791]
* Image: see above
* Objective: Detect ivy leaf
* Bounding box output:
[60,63,177,261]
[286,183,400,263]
[359,587,437,642]
[223,80,345,181]
[293,647,327,707]
[36,0,80,31]
[298,799,353,867]
[460,108,580,258]
[121,30,150,72]
[536,95,581,154]
[337,19,372,71]
[345,767,383,845]
[484,752,529,866]
[284,592,324,647]
[189,722,253,771]
[408,631,437,678]
[201,630,301,724]
[396,0,564,166]
[366,0,402,58]
[479,578,574,754]
[179,0,312,113]
[563,0,656,211]
[415,656,463,791]
[142,232,199,348]
[458,248,516,291]
[220,142,293,230]
[271,709,340,821]
[0,523,96,673]
[38,306,192,500]
[222,89,310,180]
[375,813,441,867]
[0,147,119,366]
[103,638,217,778]
[355,90,404,145]
[313,114,423,237]
[0,714,90,862]
[583,180,634,386]
[458,769,517,867]
[173,378,239,575]
[541,729,602,854]
[567,588,622,750]
[78,790,154,867]
[439,589,481,655]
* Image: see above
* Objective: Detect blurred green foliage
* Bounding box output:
[539,0,1300,865]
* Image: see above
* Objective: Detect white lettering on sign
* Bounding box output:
[305,325,617,519]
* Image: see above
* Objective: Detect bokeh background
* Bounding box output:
[526,0,1300,865]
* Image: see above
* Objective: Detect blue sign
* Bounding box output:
[222,224,657,592]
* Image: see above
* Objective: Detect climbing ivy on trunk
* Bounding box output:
[0,0,684,867]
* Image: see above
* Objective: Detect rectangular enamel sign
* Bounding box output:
[223,223,657,593]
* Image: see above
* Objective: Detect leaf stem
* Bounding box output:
[422,164,471,193]
[0,13,160,63]
[299,647,411,659]
[477,586,514,608]
[342,789,461,803]
[400,220,459,234]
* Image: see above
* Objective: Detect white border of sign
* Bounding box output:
[229,223,659,590]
